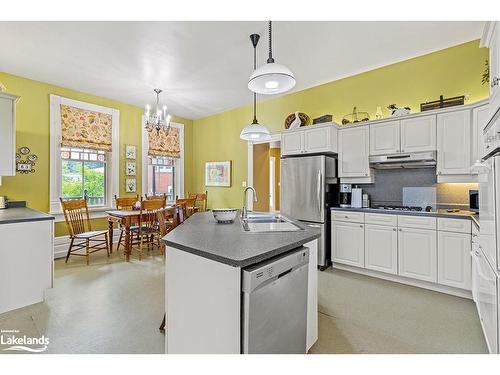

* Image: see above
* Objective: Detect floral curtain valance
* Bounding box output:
[148,127,181,158]
[60,104,113,151]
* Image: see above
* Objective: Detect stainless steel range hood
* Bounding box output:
[369,151,437,169]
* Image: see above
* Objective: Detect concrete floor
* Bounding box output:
[0,251,488,354]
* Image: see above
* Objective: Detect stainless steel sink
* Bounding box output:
[241,213,304,232]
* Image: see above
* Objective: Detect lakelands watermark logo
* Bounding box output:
[1,329,49,353]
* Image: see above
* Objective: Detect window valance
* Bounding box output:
[148,127,181,158]
[60,104,113,151]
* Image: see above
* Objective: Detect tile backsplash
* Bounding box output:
[357,168,477,209]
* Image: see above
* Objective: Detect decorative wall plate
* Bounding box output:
[28,154,38,162]
[19,146,30,155]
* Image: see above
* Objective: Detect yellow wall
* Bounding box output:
[0,72,193,236]
[191,40,489,209]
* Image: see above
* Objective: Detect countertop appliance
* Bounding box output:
[369,151,437,169]
[351,187,363,208]
[281,155,338,270]
[469,189,479,213]
[241,247,309,354]
[339,183,351,208]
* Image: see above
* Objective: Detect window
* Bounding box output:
[61,147,108,207]
[50,95,119,217]
[147,156,175,201]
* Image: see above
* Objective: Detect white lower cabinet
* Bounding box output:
[331,221,364,267]
[398,227,437,283]
[364,224,398,275]
[437,231,472,290]
[304,240,318,352]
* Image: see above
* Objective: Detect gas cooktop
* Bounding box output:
[373,205,423,212]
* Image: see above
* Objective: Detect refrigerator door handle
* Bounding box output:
[317,169,322,216]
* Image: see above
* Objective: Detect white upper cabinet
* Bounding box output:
[338,126,370,178]
[369,120,400,155]
[281,131,303,156]
[437,109,472,175]
[400,115,437,153]
[281,124,337,156]
[472,105,489,163]
[369,115,436,156]
[304,126,338,154]
[398,227,437,283]
[0,92,18,176]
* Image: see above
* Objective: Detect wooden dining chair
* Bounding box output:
[145,193,167,207]
[60,198,109,265]
[130,199,165,260]
[175,197,197,218]
[114,195,139,252]
[188,191,208,212]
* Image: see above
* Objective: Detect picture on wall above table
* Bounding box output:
[125,144,136,159]
[205,161,231,187]
[125,178,137,193]
[126,161,136,176]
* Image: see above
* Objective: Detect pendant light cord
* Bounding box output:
[267,21,274,63]
[253,39,258,124]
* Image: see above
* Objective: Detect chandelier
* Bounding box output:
[144,89,172,135]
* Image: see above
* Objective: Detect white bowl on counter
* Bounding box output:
[212,208,238,223]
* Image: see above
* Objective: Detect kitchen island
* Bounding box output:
[163,211,320,354]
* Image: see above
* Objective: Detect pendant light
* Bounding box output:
[248,21,296,95]
[240,34,271,141]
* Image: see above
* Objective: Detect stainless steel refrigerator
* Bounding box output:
[280,155,338,270]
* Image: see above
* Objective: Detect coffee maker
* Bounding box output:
[339,183,352,208]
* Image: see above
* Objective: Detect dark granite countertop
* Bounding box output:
[331,207,476,220]
[163,211,321,268]
[0,207,54,225]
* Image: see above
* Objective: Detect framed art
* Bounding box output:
[125,178,136,193]
[205,161,231,187]
[126,161,136,176]
[125,145,136,159]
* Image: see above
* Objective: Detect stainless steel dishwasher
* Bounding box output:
[241,247,309,354]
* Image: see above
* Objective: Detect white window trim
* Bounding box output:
[141,118,184,203]
[49,95,119,222]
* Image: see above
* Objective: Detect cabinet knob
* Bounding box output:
[360,225,363,228]
[393,228,397,231]
[365,173,368,176]
[399,229,402,232]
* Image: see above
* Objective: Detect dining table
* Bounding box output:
[106,205,199,261]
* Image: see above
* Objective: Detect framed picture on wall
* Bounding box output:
[205,161,231,187]
[125,178,137,193]
[125,145,136,159]
[126,161,136,176]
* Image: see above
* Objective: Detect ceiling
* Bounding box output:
[0,21,485,120]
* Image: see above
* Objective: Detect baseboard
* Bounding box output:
[54,232,122,259]
[332,263,472,300]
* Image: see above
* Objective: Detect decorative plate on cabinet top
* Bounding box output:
[19,146,30,155]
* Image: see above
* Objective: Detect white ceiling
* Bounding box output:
[0,21,485,120]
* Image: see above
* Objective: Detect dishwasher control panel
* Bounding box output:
[242,247,309,293]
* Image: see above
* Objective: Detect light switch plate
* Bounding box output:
[242,181,247,187]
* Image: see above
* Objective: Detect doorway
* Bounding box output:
[251,140,280,213]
